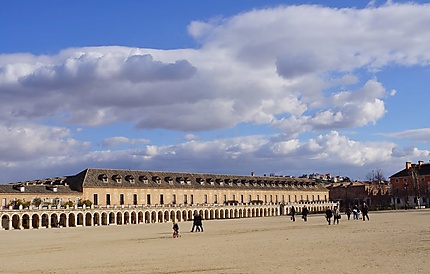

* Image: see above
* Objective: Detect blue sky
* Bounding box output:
[0,0,429,183]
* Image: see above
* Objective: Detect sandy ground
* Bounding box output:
[1,209,429,274]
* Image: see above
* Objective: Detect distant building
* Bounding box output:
[0,168,334,230]
[389,161,430,208]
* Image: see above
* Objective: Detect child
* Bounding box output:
[173,222,180,238]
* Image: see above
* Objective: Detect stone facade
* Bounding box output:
[1,168,334,230]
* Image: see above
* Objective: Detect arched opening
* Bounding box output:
[116,212,123,225]
[157,211,163,223]
[204,210,209,220]
[32,214,40,228]
[182,210,187,221]
[101,212,108,225]
[145,211,151,223]
[68,213,76,227]
[138,211,144,224]
[164,211,169,222]
[151,211,156,223]
[77,213,84,226]
[42,213,49,228]
[124,212,130,224]
[50,214,59,228]
[131,212,137,224]
[170,211,175,222]
[11,214,20,229]
[59,213,67,227]
[22,214,30,229]
[176,210,181,222]
[1,215,10,230]
[109,212,115,224]
[85,213,92,226]
[93,213,100,226]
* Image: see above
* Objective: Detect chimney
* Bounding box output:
[251,172,254,176]
[418,160,424,167]
[406,161,411,170]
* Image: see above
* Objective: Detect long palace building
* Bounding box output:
[1,168,334,230]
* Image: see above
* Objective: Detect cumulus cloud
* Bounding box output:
[1,2,430,182]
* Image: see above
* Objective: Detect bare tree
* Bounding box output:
[365,168,386,183]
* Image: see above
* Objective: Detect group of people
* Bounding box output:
[289,205,309,222]
[172,213,204,238]
[290,203,370,225]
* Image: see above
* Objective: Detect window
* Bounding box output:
[248,195,252,203]
[133,194,138,205]
[241,195,244,203]
[160,194,164,205]
[184,194,188,204]
[93,194,98,206]
[270,195,273,203]
[120,194,124,205]
[232,194,236,201]
[214,195,218,204]
[190,195,194,205]
[106,194,111,206]
[204,194,208,204]
[147,194,151,205]
[223,195,227,203]
[282,195,285,203]
[294,195,297,202]
[172,194,176,205]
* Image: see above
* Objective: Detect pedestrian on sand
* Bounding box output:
[325,206,333,225]
[290,206,296,222]
[196,214,203,232]
[333,205,340,225]
[173,222,180,238]
[361,203,370,221]
[345,207,351,220]
[352,205,359,220]
[190,213,198,232]
[301,205,309,222]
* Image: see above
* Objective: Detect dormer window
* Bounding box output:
[98,174,108,183]
[14,185,25,192]
[152,176,161,184]
[125,175,135,184]
[112,175,122,184]
[225,179,232,187]
[139,175,148,184]
[46,185,58,192]
[165,177,173,185]
[185,177,191,185]
[206,178,214,185]
[196,178,204,185]
[216,178,224,186]
[177,177,185,185]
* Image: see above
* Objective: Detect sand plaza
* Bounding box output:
[1,209,429,273]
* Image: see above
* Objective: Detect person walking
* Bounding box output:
[352,205,359,220]
[301,205,309,222]
[345,206,351,220]
[325,206,333,225]
[196,214,203,232]
[333,205,340,225]
[290,206,296,222]
[361,203,370,221]
[190,213,198,232]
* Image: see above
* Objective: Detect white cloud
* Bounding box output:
[383,128,430,143]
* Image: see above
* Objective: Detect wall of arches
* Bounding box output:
[1,201,335,230]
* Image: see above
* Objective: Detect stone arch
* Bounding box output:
[225,209,230,219]
[1,214,10,230]
[215,209,220,219]
[131,211,137,224]
[182,210,187,221]
[151,211,157,223]
[12,214,20,229]
[85,212,92,226]
[138,211,144,224]
[68,213,76,227]
[101,212,108,225]
[93,212,100,226]
[164,211,169,222]
[124,211,130,224]
[59,213,67,227]
[158,211,163,223]
[116,212,123,225]
[176,210,182,222]
[109,212,115,224]
[145,211,151,223]
[50,213,59,228]
[42,213,49,228]
[32,213,40,228]
[204,209,209,220]
[77,213,84,226]
[22,214,30,229]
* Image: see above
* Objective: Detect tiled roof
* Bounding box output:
[71,168,326,191]
[390,163,430,178]
[0,184,81,195]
